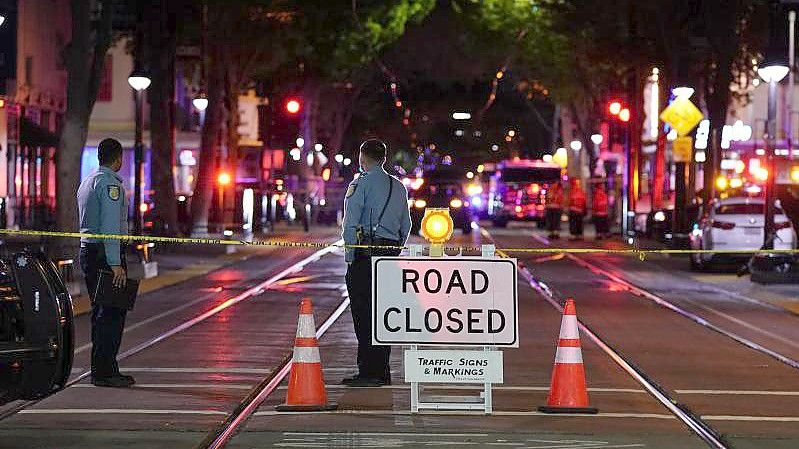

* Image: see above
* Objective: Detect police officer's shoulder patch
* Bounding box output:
[345,182,358,198]
[107,185,121,201]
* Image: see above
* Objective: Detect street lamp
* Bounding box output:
[192,92,209,111]
[0,15,5,28]
[758,48,789,250]
[128,64,151,237]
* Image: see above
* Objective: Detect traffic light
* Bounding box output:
[618,108,631,122]
[217,171,232,186]
[608,101,622,115]
[285,97,301,115]
[269,95,303,149]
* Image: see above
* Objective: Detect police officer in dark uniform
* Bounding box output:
[77,138,134,388]
[342,139,411,387]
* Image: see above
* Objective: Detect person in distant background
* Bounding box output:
[568,179,587,241]
[592,182,610,239]
[545,180,565,239]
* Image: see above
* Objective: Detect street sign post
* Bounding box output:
[373,246,518,414]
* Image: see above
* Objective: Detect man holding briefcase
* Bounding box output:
[77,138,136,388]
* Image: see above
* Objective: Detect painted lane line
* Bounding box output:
[530,233,799,372]
[252,410,676,419]
[284,432,490,437]
[22,407,799,423]
[71,384,253,389]
[20,409,228,415]
[68,383,799,396]
[676,389,799,396]
[112,367,272,374]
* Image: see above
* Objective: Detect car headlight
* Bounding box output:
[449,198,463,208]
[414,199,427,209]
[653,211,666,222]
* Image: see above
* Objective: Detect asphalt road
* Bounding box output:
[0,225,798,448]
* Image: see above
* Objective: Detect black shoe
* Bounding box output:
[343,377,385,387]
[116,373,136,385]
[92,375,134,388]
[341,374,363,385]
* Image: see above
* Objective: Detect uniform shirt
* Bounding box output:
[77,166,128,266]
[342,166,411,262]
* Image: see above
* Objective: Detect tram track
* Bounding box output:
[481,229,729,449]
[526,232,799,372]
[0,241,342,422]
[197,292,350,449]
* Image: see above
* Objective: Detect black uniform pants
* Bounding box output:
[79,244,127,379]
[569,211,585,237]
[346,257,390,380]
[546,208,562,233]
[594,215,609,234]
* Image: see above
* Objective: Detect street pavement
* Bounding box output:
[0,223,798,448]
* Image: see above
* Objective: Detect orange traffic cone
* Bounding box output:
[276,299,337,411]
[539,298,598,414]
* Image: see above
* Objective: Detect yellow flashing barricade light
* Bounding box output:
[420,208,453,257]
[715,176,728,191]
[791,166,799,183]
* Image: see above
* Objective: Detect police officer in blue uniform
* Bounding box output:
[342,139,411,387]
[77,138,135,388]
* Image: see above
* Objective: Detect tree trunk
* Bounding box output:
[222,65,240,227]
[146,0,178,235]
[190,46,224,236]
[55,0,112,256]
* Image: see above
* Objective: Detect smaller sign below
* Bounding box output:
[672,136,693,163]
[404,349,503,384]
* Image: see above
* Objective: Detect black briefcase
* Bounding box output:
[94,270,139,310]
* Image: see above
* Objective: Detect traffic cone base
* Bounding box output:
[277,299,337,412]
[539,298,598,414]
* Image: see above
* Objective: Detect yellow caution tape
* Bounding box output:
[0,228,797,256]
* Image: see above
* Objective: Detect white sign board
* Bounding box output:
[404,349,503,384]
[372,257,518,347]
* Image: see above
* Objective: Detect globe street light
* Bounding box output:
[192,92,209,111]
[128,65,151,237]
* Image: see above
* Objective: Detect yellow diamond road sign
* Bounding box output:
[660,97,704,137]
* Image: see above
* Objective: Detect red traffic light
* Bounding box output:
[285,98,301,114]
[619,108,631,122]
[217,171,232,186]
[608,101,622,115]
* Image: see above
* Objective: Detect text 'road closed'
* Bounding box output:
[372,257,518,346]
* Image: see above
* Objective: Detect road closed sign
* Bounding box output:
[372,257,518,347]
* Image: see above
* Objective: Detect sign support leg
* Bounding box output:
[410,345,419,413]
[483,346,493,414]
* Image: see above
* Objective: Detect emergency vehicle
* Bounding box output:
[488,159,562,227]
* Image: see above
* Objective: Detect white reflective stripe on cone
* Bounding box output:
[296,315,316,338]
[554,346,583,364]
[558,315,579,340]
[293,345,321,363]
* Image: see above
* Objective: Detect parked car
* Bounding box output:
[689,197,796,270]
